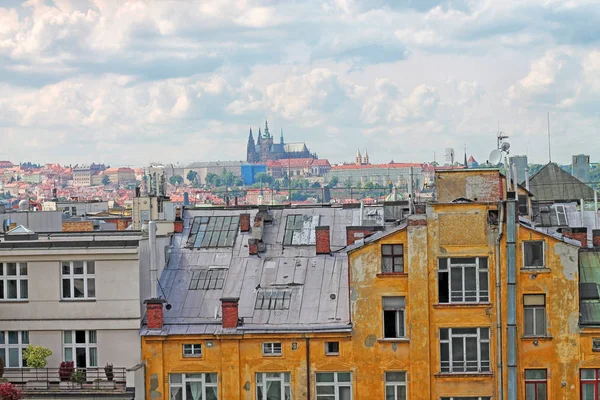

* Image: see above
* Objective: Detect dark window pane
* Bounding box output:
[384,311,398,338]
[75,330,86,343]
[63,279,71,298]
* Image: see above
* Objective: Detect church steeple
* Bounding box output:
[257,127,262,144]
[356,149,362,165]
[363,149,369,164]
[246,128,257,163]
[264,120,270,138]
[280,128,284,144]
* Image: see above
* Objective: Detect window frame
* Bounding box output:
[523,294,547,337]
[581,369,600,400]
[0,331,29,368]
[438,258,489,304]
[381,244,405,274]
[63,330,98,368]
[0,262,28,301]
[262,342,282,357]
[283,214,320,246]
[385,371,407,400]
[189,269,227,290]
[315,372,352,400]
[183,344,202,358]
[255,289,292,310]
[382,296,406,339]
[256,372,290,400]
[169,372,219,400]
[524,369,547,400]
[439,327,490,374]
[186,216,240,249]
[523,241,545,269]
[325,341,340,356]
[61,261,96,300]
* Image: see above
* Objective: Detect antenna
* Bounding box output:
[547,112,552,163]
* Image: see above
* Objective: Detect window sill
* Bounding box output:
[376,272,408,278]
[520,267,551,273]
[433,303,492,309]
[262,354,282,357]
[60,299,97,302]
[0,299,29,303]
[521,335,553,341]
[435,372,493,378]
[325,353,340,357]
[378,338,410,343]
[182,355,203,359]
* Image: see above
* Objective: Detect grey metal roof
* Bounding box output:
[145,206,375,335]
[529,163,594,201]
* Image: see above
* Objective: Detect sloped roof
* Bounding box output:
[7,225,35,234]
[528,163,594,201]
[141,206,379,336]
[283,143,309,153]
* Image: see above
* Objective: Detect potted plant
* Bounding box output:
[95,363,115,389]
[0,382,23,400]
[70,369,85,388]
[58,361,75,388]
[104,364,114,381]
[22,345,52,389]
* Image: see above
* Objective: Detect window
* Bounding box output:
[186,216,239,248]
[385,371,406,400]
[525,370,547,400]
[440,398,491,400]
[61,261,95,299]
[523,241,544,268]
[262,342,282,356]
[383,297,406,339]
[189,269,226,290]
[169,373,218,400]
[256,372,290,400]
[183,344,202,357]
[325,342,340,355]
[63,330,97,368]
[316,372,352,400]
[523,295,546,337]
[255,289,292,310]
[518,197,529,216]
[581,369,600,399]
[439,328,490,373]
[382,244,404,273]
[283,215,320,245]
[0,262,28,300]
[0,331,29,368]
[438,258,489,304]
[552,205,568,226]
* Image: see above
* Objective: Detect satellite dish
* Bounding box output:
[500,142,511,152]
[489,149,502,165]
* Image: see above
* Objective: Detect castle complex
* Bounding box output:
[246,121,315,163]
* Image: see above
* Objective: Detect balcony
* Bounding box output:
[3,367,134,399]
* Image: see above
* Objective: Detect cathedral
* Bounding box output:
[246,121,316,163]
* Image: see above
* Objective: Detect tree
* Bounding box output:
[254,172,273,185]
[328,176,339,188]
[23,345,52,369]
[169,175,184,186]
[205,173,218,187]
[186,170,198,184]
[364,181,375,190]
[344,178,352,190]
[102,175,111,186]
[311,181,321,188]
[234,177,244,186]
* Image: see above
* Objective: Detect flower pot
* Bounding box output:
[59,381,82,389]
[25,380,48,390]
[95,380,116,389]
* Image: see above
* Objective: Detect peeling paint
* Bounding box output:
[149,373,161,400]
[243,381,250,391]
[364,334,377,348]
[554,242,578,280]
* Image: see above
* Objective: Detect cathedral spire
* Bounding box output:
[280,128,284,144]
[246,127,257,163]
[264,120,270,138]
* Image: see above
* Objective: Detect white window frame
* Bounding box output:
[316,372,352,400]
[169,373,218,400]
[553,205,568,225]
[262,342,282,356]
[438,258,489,303]
[61,261,95,299]
[523,295,546,337]
[383,297,406,339]
[256,372,290,400]
[523,241,545,269]
[183,344,202,357]
[385,371,407,400]
[0,331,29,368]
[439,328,490,374]
[63,330,98,368]
[325,341,340,356]
[283,214,320,245]
[0,262,28,301]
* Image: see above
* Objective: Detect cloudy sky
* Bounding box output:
[0,0,599,166]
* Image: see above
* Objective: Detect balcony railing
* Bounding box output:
[3,367,128,392]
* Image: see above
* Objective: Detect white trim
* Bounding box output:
[522,241,545,269]
[61,261,96,299]
[256,372,290,400]
[262,342,282,356]
[0,262,28,300]
[0,331,29,368]
[63,330,98,368]
[315,372,352,400]
[169,372,218,400]
[385,371,407,400]
[183,343,202,357]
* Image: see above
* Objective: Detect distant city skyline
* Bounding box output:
[0,1,599,166]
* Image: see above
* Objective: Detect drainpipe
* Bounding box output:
[149,220,158,299]
[359,201,363,226]
[495,201,505,400]
[525,168,530,191]
[305,337,311,400]
[581,199,585,227]
[506,192,517,400]
[595,191,598,229]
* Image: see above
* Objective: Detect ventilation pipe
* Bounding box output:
[149,221,158,299]
[595,191,598,229]
[506,192,518,400]
[495,201,505,400]
[525,168,530,191]
[581,199,585,227]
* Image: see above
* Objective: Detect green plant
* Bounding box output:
[70,369,85,384]
[22,345,52,368]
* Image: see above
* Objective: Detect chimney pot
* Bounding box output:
[144,298,166,330]
[220,297,240,329]
[593,229,600,248]
[315,226,331,255]
[240,213,251,232]
[248,238,259,255]
[563,227,588,248]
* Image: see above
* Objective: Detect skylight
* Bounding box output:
[186,216,239,248]
[283,215,320,245]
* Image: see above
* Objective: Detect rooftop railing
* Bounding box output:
[3,367,128,392]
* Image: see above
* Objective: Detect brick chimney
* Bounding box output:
[220,297,239,329]
[316,226,330,255]
[144,299,166,330]
[240,213,251,232]
[593,230,600,248]
[563,227,588,248]
[248,238,259,255]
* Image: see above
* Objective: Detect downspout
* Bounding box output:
[495,201,505,400]
[506,192,518,400]
[149,220,158,299]
[305,337,311,400]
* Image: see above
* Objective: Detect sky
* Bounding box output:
[0,0,599,167]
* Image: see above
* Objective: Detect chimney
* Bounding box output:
[563,227,588,248]
[316,226,330,255]
[240,213,251,232]
[220,297,239,329]
[248,238,259,255]
[144,299,166,330]
[593,230,600,248]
